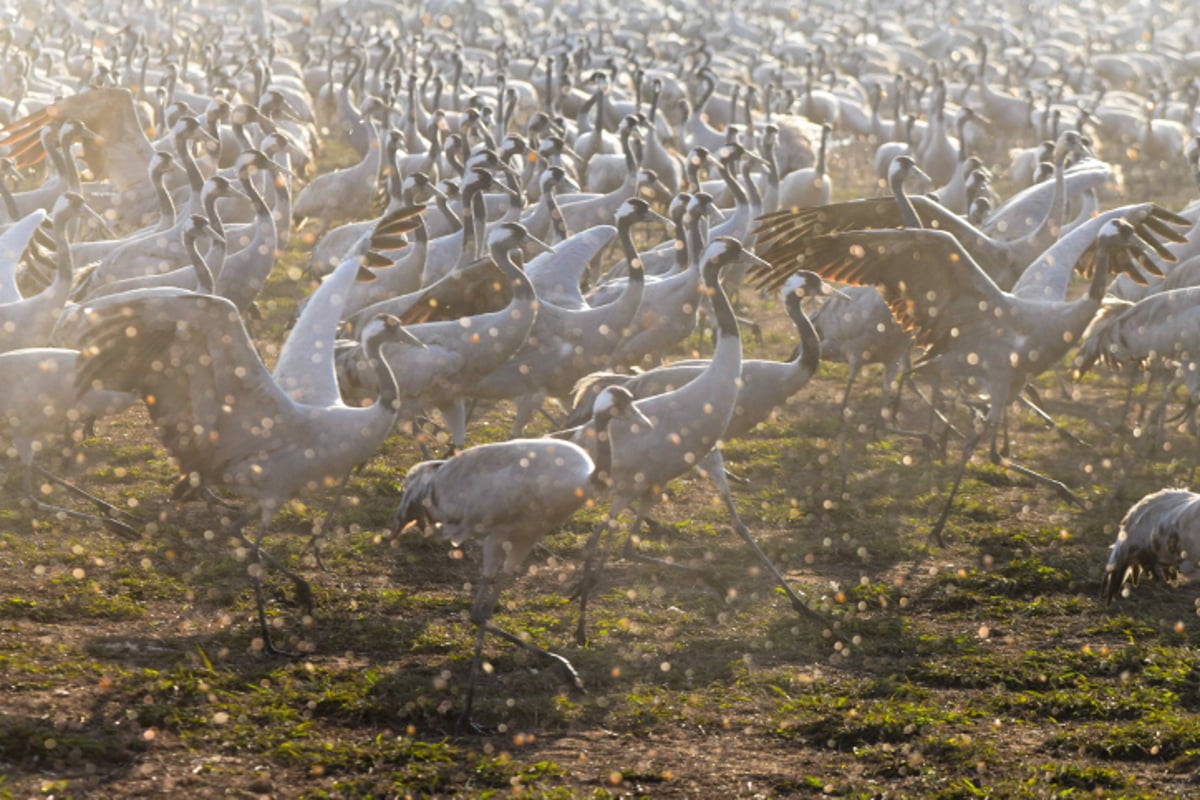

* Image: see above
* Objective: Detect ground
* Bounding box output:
[4,151,1200,799]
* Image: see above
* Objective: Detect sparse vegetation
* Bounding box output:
[5,24,1200,800]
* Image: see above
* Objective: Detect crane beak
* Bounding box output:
[647,209,673,227]
[909,164,934,185]
[80,201,116,238]
[524,233,556,255]
[744,150,771,168]
[741,251,774,273]
[627,404,654,431]
[820,283,852,300]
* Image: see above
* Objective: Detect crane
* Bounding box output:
[75,295,427,655]
[392,385,651,729]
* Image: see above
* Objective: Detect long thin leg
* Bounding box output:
[302,469,355,572]
[23,464,140,540]
[484,624,584,690]
[929,427,984,547]
[620,517,730,597]
[702,450,827,625]
[575,516,615,646]
[1020,386,1089,447]
[836,364,860,493]
[246,509,299,658]
[459,575,504,731]
[32,465,142,522]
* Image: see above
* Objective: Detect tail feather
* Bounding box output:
[566,372,631,429]
[1074,298,1133,378]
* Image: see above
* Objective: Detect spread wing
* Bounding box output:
[1013,204,1189,300]
[1,89,155,193]
[75,292,296,479]
[752,227,1011,358]
[755,196,1010,283]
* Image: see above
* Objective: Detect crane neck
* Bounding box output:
[239,168,271,219]
[588,405,618,489]
[363,324,403,413]
[719,157,747,205]
[51,209,76,285]
[185,234,216,294]
[890,171,923,229]
[703,251,740,347]
[685,210,707,271]
[492,241,536,305]
[785,291,820,377]
[153,168,178,232]
[174,131,205,194]
[616,216,647,283]
[740,160,762,209]
[1088,244,1112,304]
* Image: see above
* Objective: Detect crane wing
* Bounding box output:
[756,196,1009,282]
[75,293,297,478]
[753,227,1010,354]
[1,89,155,193]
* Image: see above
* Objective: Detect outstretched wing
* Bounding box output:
[756,196,1009,282]
[1,89,154,193]
[753,227,1010,358]
[76,293,295,479]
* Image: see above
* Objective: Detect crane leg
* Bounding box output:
[229,507,312,657]
[621,517,731,598]
[836,366,859,494]
[459,574,509,733]
[574,516,617,646]
[245,511,302,659]
[703,451,827,626]
[302,468,358,572]
[929,428,984,547]
[1020,387,1090,448]
[987,447,1083,507]
[23,464,141,540]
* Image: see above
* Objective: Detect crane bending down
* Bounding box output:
[392,386,651,729]
[751,217,1175,545]
[75,296,426,656]
[1103,489,1200,605]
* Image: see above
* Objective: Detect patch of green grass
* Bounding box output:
[1048,710,1200,761]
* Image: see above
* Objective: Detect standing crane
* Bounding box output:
[392,386,651,730]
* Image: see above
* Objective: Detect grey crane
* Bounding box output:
[756,136,1093,292]
[752,216,1168,545]
[1074,287,1200,444]
[1103,489,1200,605]
[464,198,659,437]
[75,296,426,656]
[567,238,823,645]
[292,96,384,233]
[338,221,551,449]
[0,193,100,352]
[778,123,832,210]
[392,385,651,729]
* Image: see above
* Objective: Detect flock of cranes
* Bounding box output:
[5,0,1200,725]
